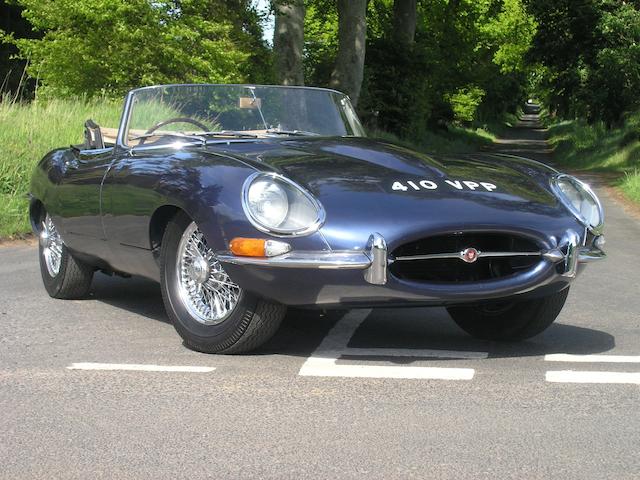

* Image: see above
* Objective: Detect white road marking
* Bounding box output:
[300,357,474,380]
[545,354,640,363]
[342,347,487,359]
[298,309,481,380]
[67,363,215,373]
[546,370,640,385]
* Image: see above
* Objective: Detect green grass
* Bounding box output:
[370,123,495,155]
[621,170,640,204]
[547,112,640,204]
[0,95,122,238]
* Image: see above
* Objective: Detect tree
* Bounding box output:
[392,0,417,45]
[526,0,600,118]
[330,0,367,105]
[273,0,305,85]
[4,0,267,97]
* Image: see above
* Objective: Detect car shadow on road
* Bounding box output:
[89,273,171,325]
[258,307,616,361]
[89,273,616,360]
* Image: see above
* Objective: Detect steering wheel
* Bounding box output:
[139,117,211,145]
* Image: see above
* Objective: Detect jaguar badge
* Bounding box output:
[461,247,480,263]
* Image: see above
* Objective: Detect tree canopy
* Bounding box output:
[1,0,271,97]
[1,0,639,133]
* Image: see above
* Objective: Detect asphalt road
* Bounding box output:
[1,118,639,479]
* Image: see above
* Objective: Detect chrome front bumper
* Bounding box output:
[217,230,606,286]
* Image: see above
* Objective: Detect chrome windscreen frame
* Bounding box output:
[115,89,135,151]
[551,174,605,235]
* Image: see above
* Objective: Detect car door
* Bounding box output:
[56,147,115,259]
[100,150,171,280]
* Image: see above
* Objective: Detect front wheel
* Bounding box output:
[446,288,570,341]
[160,213,286,354]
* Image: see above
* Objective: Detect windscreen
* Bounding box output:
[124,84,365,146]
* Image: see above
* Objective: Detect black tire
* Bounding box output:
[38,218,94,299]
[160,212,286,354]
[447,288,570,341]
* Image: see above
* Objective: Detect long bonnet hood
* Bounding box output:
[213,137,575,250]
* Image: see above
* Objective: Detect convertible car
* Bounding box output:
[29,84,606,353]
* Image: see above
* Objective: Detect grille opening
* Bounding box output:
[390,233,541,283]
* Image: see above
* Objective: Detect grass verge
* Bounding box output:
[548,112,640,204]
[370,123,496,155]
[0,95,122,238]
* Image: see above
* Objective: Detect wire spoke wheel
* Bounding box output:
[176,222,241,325]
[41,214,63,277]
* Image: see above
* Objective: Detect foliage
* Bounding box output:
[548,112,640,204]
[1,0,271,98]
[480,0,536,74]
[2,0,538,136]
[351,0,535,139]
[448,87,486,124]
[369,124,495,154]
[621,170,640,205]
[548,112,640,172]
[527,0,640,125]
[303,1,339,87]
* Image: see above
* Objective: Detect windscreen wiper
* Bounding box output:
[130,132,206,144]
[265,129,320,137]
[200,131,258,139]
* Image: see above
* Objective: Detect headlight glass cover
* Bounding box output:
[552,174,604,233]
[242,173,325,235]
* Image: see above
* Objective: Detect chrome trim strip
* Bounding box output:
[364,233,387,285]
[562,230,581,278]
[127,83,349,98]
[116,90,135,150]
[217,251,371,269]
[578,247,606,263]
[393,250,543,262]
[542,249,565,263]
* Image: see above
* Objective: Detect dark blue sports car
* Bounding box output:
[30,84,606,353]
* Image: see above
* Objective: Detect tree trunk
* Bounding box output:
[273,0,305,85]
[392,0,417,45]
[330,0,367,106]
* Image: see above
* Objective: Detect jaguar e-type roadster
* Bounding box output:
[29,84,606,353]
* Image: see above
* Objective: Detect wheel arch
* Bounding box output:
[148,203,228,263]
[29,197,46,234]
[149,204,185,261]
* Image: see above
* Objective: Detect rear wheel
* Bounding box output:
[446,288,569,341]
[160,213,286,353]
[38,213,94,299]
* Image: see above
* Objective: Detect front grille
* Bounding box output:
[390,233,541,283]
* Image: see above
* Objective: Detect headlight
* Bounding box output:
[242,172,325,236]
[552,174,604,233]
